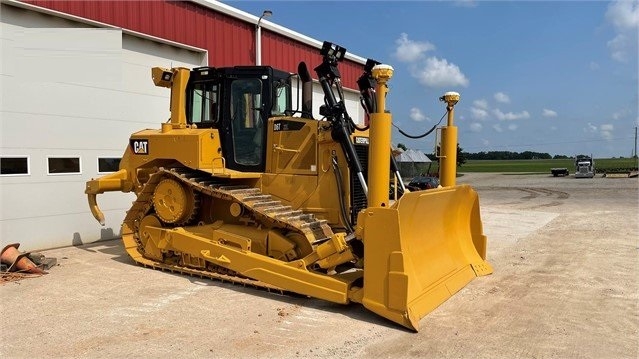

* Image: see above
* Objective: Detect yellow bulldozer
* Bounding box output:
[85,41,492,331]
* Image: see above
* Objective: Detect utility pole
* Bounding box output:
[634,126,638,158]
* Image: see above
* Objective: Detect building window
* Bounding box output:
[48,156,81,175]
[97,157,121,174]
[0,156,30,176]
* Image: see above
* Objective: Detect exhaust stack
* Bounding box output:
[298,62,313,119]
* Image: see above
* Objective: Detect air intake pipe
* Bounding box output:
[298,62,313,119]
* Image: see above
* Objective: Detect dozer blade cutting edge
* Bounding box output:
[352,184,493,331]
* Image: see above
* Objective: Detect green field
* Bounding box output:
[453,158,639,173]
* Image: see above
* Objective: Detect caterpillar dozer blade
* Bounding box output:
[354,185,492,331]
[345,66,492,331]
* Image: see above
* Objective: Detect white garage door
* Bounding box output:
[290,82,365,126]
[0,3,206,251]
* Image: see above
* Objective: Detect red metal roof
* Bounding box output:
[23,0,364,87]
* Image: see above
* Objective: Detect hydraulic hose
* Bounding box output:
[318,75,368,196]
[392,110,447,139]
[331,156,354,234]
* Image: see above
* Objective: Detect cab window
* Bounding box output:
[190,83,219,126]
[272,80,290,116]
[230,78,263,165]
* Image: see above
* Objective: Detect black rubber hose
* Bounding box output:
[392,110,447,139]
[331,156,354,233]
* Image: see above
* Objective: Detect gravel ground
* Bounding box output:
[1,173,637,359]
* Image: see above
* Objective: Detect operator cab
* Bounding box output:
[186,66,292,172]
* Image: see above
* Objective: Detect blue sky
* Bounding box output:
[226,1,638,158]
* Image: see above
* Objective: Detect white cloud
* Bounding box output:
[409,107,427,122]
[412,57,469,88]
[612,108,629,120]
[394,33,469,89]
[600,125,614,140]
[473,99,489,110]
[481,139,490,146]
[589,61,600,70]
[493,108,530,121]
[508,124,518,131]
[494,92,510,104]
[585,122,598,133]
[542,109,558,118]
[606,1,639,31]
[605,1,639,62]
[492,123,503,133]
[608,34,630,62]
[471,107,489,120]
[470,122,483,132]
[550,126,558,131]
[394,33,435,63]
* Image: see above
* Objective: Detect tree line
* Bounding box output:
[429,147,570,163]
[397,143,575,167]
[460,151,560,160]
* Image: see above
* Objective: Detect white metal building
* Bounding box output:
[0,0,367,251]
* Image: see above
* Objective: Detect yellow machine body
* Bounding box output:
[85,56,491,331]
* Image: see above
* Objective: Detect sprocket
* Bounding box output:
[152,178,199,225]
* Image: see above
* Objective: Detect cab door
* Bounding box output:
[220,74,269,172]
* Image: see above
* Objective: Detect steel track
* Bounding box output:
[120,167,336,291]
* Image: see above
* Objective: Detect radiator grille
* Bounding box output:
[350,144,369,224]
